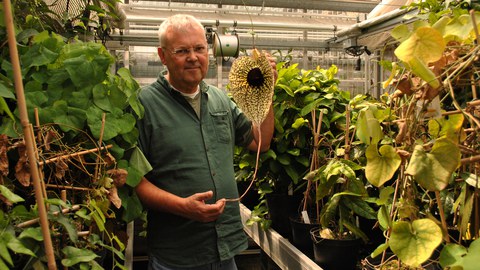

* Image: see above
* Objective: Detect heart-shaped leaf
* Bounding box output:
[365,144,401,187]
[395,26,445,64]
[406,138,460,191]
[440,238,480,270]
[390,219,443,267]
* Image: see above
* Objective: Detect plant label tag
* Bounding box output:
[301,210,311,224]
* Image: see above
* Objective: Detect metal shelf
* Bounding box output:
[239,204,323,270]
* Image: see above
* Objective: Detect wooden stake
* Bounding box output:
[17,205,81,229]
[38,144,112,166]
[45,184,94,192]
[435,191,450,243]
[344,105,351,160]
[461,154,480,165]
[2,0,57,268]
[94,113,106,181]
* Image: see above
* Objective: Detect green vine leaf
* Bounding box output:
[86,106,136,141]
[391,24,411,42]
[390,219,443,267]
[4,234,36,257]
[365,144,401,187]
[440,238,480,270]
[0,185,24,204]
[405,138,461,191]
[61,246,99,267]
[18,227,43,241]
[292,117,308,129]
[0,241,12,267]
[49,101,86,132]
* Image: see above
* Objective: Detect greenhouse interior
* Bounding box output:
[1,0,480,269]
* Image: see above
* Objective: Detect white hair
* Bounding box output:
[158,14,206,47]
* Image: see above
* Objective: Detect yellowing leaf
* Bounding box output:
[382,62,398,89]
[390,219,443,267]
[444,14,475,42]
[356,108,383,146]
[405,138,461,191]
[395,26,445,64]
[428,113,465,142]
[365,144,401,187]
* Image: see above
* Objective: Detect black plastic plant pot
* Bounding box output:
[266,193,301,239]
[310,228,363,270]
[289,216,319,259]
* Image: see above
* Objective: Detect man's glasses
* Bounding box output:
[165,45,208,58]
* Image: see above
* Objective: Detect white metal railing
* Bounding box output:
[239,204,323,270]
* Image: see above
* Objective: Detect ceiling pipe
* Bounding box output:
[124,3,359,21]
[122,7,339,31]
[134,0,378,13]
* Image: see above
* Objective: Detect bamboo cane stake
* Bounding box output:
[45,184,94,192]
[38,144,112,166]
[77,231,91,237]
[303,109,323,220]
[27,123,49,204]
[435,190,450,243]
[470,74,478,100]
[461,154,480,165]
[344,105,351,160]
[467,100,480,107]
[2,1,57,268]
[471,10,480,54]
[17,205,81,229]
[94,113,106,181]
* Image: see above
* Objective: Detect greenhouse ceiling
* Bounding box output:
[110,0,412,50]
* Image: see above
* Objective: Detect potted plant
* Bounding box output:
[234,61,353,238]
[234,59,380,265]
[358,1,480,268]
[305,98,380,269]
[0,0,146,268]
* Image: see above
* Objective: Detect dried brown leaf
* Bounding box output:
[0,134,9,176]
[394,74,414,96]
[107,168,128,187]
[108,186,122,209]
[104,152,116,167]
[0,194,12,207]
[15,143,30,187]
[55,159,68,180]
[43,129,57,151]
[395,121,407,145]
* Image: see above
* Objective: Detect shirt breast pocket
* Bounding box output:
[210,111,232,144]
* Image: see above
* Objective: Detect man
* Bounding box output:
[135,14,275,270]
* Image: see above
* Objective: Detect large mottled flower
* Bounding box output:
[228,49,274,126]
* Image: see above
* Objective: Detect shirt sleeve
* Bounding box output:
[230,98,254,147]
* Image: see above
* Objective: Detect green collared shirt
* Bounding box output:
[136,73,252,267]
